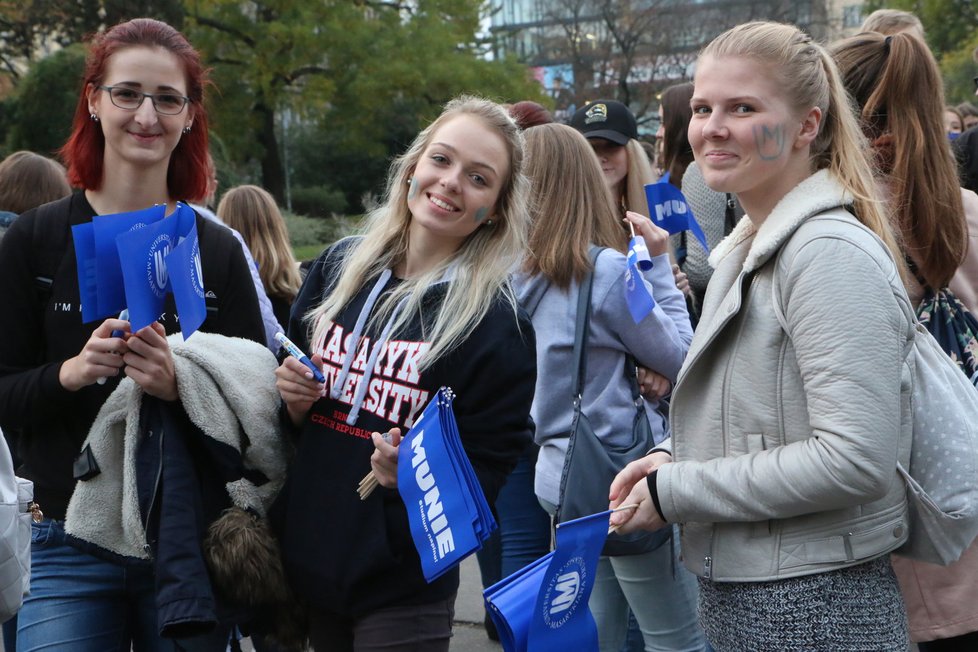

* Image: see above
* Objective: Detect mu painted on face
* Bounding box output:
[753,124,786,160]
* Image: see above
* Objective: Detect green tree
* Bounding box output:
[862,0,978,101]
[941,34,978,104]
[0,0,183,82]
[862,0,978,58]
[5,43,86,155]
[185,0,543,208]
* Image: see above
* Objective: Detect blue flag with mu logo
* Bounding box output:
[115,203,205,337]
[644,177,710,253]
[484,510,610,652]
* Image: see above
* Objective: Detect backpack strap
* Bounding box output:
[28,196,73,327]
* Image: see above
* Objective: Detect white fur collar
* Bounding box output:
[707,170,851,272]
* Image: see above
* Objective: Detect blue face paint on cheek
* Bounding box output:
[474,207,489,223]
[407,178,419,200]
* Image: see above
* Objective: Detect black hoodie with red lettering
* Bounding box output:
[271,239,536,617]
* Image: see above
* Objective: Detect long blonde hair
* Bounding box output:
[216,184,301,302]
[306,96,531,369]
[702,22,904,272]
[523,124,626,289]
[622,139,657,218]
[832,31,966,288]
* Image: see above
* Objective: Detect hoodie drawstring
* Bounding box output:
[330,269,393,401]
[345,295,409,425]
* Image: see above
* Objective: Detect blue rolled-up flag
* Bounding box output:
[398,387,495,582]
[71,222,100,323]
[483,552,555,651]
[626,235,653,272]
[484,510,611,652]
[92,205,166,319]
[165,205,206,340]
[644,180,709,253]
[624,237,656,324]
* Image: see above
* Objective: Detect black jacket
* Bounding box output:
[271,239,536,617]
[0,192,265,520]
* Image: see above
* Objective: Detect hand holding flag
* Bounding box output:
[608,451,674,534]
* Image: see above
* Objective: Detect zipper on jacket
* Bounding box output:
[142,426,165,557]
[703,526,716,579]
[719,273,760,457]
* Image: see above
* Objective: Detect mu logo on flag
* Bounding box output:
[541,557,587,629]
[653,199,688,223]
[146,234,172,299]
[549,570,581,616]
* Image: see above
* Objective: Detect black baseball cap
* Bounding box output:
[570,100,638,145]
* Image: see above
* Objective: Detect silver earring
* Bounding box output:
[406,177,413,185]
[485,219,494,227]
[182,125,192,134]
[90,113,99,122]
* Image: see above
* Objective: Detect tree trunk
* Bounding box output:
[256,101,286,203]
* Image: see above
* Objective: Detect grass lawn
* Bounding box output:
[285,212,362,263]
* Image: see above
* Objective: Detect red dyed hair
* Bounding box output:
[508,101,553,130]
[60,18,210,201]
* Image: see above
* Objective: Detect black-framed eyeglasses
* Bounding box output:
[98,85,190,115]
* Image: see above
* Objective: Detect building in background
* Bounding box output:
[489,0,857,129]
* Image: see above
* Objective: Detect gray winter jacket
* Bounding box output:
[658,170,914,582]
[515,249,692,506]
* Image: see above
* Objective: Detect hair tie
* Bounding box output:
[884,35,892,52]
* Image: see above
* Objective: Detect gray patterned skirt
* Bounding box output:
[698,556,908,651]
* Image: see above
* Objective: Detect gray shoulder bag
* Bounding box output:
[554,248,671,556]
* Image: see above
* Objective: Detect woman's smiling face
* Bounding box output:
[689,55,818,215]
[407,114,509,249]
[88,45,193,176]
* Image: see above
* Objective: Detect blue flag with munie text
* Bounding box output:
[397,388,496,582]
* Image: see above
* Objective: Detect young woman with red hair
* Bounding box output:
[0,18,264,650]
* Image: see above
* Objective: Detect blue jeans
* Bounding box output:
[477,449,552,588]
[589,529,707,652]
[17,519,228,652]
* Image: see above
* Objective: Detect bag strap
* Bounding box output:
[571,247,603,402]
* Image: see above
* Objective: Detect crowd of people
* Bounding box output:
[0,7,976,652]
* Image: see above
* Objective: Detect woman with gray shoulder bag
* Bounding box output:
[514,123,706,652]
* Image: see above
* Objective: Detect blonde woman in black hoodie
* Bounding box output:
[272,96,536,652]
